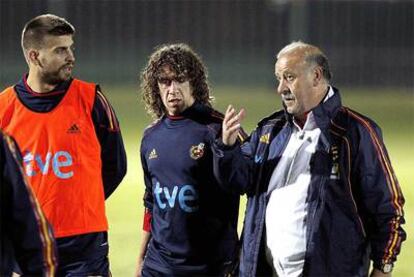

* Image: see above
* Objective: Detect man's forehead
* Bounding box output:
[275,53,305,73]
[157,64,188,78]
[42,34,73,48]
[158,65,175,76]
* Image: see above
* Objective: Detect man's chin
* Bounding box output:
[61,73,72,81]
[169,103,183,110]
[166,108,178,116]
[286,107,295,114]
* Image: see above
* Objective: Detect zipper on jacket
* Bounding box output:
[251,124,292,275]
[304,139,330,265]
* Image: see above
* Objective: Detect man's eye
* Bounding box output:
[158,78,171,85]
[176,76,186,83]
[286,75,294,82]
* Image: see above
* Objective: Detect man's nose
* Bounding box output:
[277,79,286,95]
[67,49,75,63]
[168,80,179,91]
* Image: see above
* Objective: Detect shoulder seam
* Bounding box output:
[143,118,163,138]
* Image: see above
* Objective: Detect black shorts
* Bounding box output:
[56,255,110,277]
[56,232,111,277]
[141,264,235,277]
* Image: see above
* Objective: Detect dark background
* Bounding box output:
[1,0,413,89]
[1,2,412,276]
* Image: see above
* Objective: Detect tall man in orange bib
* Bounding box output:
[0,14,127,276]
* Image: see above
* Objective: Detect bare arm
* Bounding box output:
[135,230,151,277]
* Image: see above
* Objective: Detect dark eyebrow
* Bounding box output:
[55,45,69,49]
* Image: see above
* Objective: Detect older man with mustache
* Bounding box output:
[212,41,406,277]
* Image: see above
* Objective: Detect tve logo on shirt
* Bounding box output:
[154,182,199,212]
[23,151,74,179]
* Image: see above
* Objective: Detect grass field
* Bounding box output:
[103,85,413,277]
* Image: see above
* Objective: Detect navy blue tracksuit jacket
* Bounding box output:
[0,130,57,276]
[212,88,406,276]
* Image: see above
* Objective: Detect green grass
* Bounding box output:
[103,85,413,276]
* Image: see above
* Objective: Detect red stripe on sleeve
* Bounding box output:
[143,208,152,232]
[96,89,120,131]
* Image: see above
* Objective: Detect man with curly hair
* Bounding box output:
[136,43,246,277]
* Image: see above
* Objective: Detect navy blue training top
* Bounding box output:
[0,131,57,276]
[141,102,240,275]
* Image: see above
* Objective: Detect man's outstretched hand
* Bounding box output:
[222,105,245,146]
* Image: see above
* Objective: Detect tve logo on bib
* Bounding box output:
[23,150,74,179]
[154,182,199,212]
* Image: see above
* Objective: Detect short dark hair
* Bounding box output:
[140,43,212,119]
[21,14,75,51]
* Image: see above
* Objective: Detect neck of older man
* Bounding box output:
[295,84,330,125]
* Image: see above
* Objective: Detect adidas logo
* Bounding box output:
[67,124,81,134]
[259,133,270,144]
[149,149,158,160]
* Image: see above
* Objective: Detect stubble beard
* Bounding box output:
[40,66,72,86]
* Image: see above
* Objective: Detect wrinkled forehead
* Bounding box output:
[275,52,307,74]
[156,63,189,79]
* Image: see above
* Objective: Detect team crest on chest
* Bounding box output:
[190,143,205,160]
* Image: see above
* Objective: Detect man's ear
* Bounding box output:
[27,49,40,66]
[313,66,323,86]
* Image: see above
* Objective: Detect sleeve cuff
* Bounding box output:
[143,208,152,232]
[214,138,239,151]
